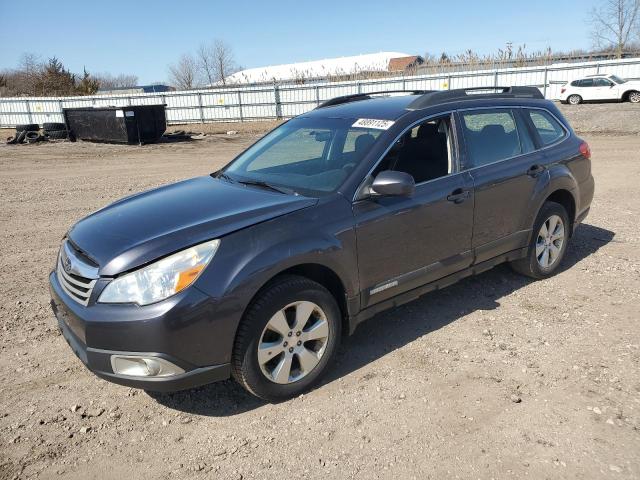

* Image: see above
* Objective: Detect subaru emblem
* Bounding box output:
[63,255,72,274]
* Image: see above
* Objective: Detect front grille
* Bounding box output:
[57,254,97,306]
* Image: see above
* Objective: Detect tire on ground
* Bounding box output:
[510,201,570,279]
[25,131,41,143]
[231,275,342,402]
[43,122,66,131]
[15,131,27,144]
[46,129,68,140]
[15,124,39,132]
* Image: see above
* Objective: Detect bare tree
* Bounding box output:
[195,39,237,86]
[95,73,139,90]
[18,52,43,95]
[168,54,198,89]
[213,40,237,85]
[589,0,640,58]
[196,43,216,85]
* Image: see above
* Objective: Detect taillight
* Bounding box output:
[561,87,566,94]
[579,141,591,159]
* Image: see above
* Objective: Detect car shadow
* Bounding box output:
[149,223,614,416]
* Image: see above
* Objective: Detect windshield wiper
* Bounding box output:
[213,171,235,182]
[236,179,294,195]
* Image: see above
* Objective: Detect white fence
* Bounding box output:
[1,57,640,128]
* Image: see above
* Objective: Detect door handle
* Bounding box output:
[447,188,470,204]
[527,164,546,177]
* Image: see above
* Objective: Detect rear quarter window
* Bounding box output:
[526,110,566,146]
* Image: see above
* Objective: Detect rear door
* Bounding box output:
[458,107,543,263]
[577,78,596,100]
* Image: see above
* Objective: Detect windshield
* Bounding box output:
[610,75,626,84]
[222,117,384,196]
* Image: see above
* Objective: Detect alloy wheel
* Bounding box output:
[629,92,640,103]
[568,95,581,105]
[536,214,565,269]
[258,301,329,384]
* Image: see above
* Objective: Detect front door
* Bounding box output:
[353,114,474,308]
[592,77,616,100]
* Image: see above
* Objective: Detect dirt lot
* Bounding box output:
[1,103,639,480]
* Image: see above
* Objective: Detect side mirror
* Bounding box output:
[370,170,415,197]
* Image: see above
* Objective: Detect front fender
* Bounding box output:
[195,196,358,313]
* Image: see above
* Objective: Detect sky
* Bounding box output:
[0,0,603,84]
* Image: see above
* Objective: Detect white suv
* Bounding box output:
[560,74,640,105]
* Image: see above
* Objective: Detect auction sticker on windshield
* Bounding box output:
[352,118,395,130]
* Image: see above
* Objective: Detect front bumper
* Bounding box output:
[50,271,232,392]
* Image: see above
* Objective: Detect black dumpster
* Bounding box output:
[63,105,166,144]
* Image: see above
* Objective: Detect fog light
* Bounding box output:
[110,355,185,378]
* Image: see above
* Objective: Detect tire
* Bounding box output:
[567,94,582,105]
[628,91,640,104]
[231,275,342,402]
[15,123,39,132]
[510,201,570,279]
[46,129,68,140]
[43,122,66,131]
[25,131,40,143]
[15,131,27,144]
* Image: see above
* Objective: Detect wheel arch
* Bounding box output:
[545,189,576,232]
[622,89,640,102]
[241,263,353,338]
[524,166,578,240]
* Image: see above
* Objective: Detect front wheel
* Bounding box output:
[567,94,582,105]
[231,275,341,401]
[628,91,640,104]
[510,201,570,279]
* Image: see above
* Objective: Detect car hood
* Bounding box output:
[68,176,317,276]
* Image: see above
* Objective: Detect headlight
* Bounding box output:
[98,239,220,305]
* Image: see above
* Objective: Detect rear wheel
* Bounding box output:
[231,275,341,401]
[510,201,570,279]
[567,94,582,105]
[628,91,640,104]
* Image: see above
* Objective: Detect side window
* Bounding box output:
[526,109,566,146]
[460,109,522,167]
[570,80,581,87]
[595,78,613,87]
[580,78,594,87]
[374,115,453,183]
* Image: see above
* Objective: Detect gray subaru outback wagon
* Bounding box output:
[50,87,594,401]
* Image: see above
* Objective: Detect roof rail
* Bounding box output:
[408,86,544,110]
[315,90,430,109]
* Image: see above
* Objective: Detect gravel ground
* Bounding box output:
[0,103,639,479]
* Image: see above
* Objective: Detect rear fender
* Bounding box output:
[522,164,577,240]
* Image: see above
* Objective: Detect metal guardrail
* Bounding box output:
[1,57,639,127]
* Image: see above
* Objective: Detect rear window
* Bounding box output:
[526,109,566,146]
[461,109,522,167]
